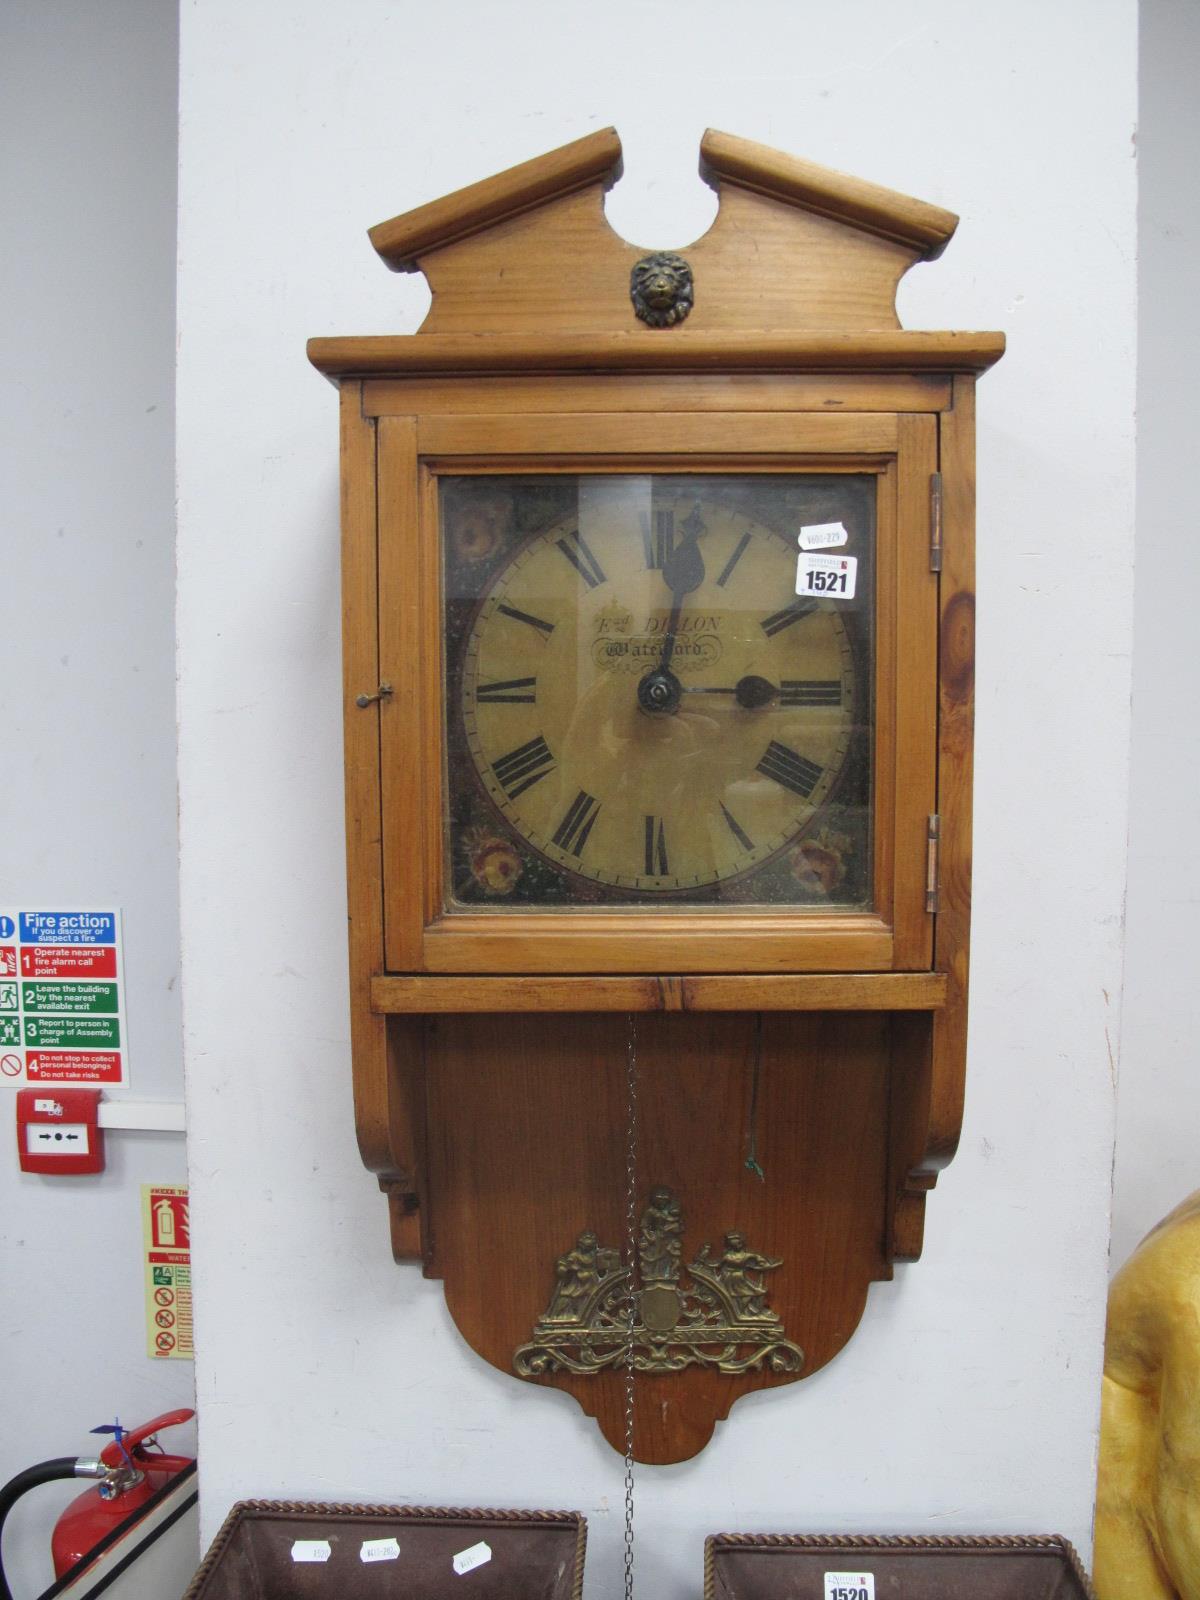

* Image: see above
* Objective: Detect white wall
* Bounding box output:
[0,4,194,1596]
[1110,0,1200,1271]
[177,4,1136,1591]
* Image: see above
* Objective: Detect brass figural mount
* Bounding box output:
[515,1188,804,1378]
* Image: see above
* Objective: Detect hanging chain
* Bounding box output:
[622,1012,639,1600]
[744,1010,766,1182]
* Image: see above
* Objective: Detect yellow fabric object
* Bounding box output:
[1095,1191,1200,1599]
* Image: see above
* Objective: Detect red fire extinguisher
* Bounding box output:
[52,1409,195,1578]
[0,1408,194,1599]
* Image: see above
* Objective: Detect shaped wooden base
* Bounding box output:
[387,1010,936,1464]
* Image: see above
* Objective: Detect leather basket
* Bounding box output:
[704,1533,1095,1599]
[183,1499,586,1599]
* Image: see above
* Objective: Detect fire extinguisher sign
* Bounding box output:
[142,1185,193,1360]
[0,908,128,1087]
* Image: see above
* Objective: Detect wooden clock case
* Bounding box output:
[308,128,1003,1464]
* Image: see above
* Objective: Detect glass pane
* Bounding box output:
[440,474,874,910]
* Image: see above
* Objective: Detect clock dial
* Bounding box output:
[443,476,873,907]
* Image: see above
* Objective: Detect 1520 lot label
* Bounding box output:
[824,1575,874,1600]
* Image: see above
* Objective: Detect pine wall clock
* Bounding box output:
[308,127,1004,1464]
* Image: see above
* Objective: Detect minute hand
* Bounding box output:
[681,675,779,709]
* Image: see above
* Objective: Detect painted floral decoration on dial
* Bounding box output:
[442,475,874,909]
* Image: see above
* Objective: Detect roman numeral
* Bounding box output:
[497,603,555,636]
[477,677,537,704]
[492,735,555,799]
[644,815,669,876]
[715,531,752,588]
[555,529,606,589]
[719,801,754,852]
[551,790,601,857]
[780,679,841,707]
[761,597,819,638]
[756,740,823,798]
[642,508,675,570]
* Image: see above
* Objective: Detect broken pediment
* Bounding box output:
[364,126,960,338]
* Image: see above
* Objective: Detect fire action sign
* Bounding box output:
[0,910,129,1087]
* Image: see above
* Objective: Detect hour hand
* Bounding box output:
[659,506,708,597]
[660,535,705,599]
[682,675,779,709]
[655,509,709,677]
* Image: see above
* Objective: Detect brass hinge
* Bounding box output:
[925,814,941,913]
[355,681,394,709]
[929,471,943,572]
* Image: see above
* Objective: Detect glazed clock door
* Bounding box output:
[376,408,937,975]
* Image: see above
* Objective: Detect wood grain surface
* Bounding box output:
[370,973,948,1013]
[309,330,1006,380]
[423,1010,891,1463]
[362,373,954,417]
[369,126,623,270]
[699,129,959,258]
[361,126,963,336]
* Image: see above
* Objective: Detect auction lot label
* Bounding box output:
[0,910,128,1086]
